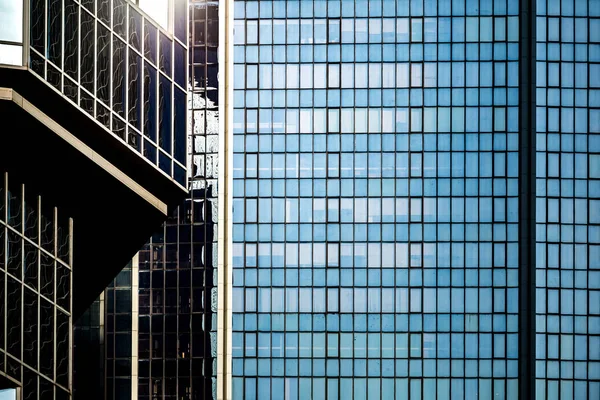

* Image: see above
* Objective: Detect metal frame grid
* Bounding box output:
[0,171,73,400]
[534,0,600,399]
[232,0,521,398]
[72,1,219,399]
[26,0,189,186]
[104,262,134,399]
[135,0,221,396]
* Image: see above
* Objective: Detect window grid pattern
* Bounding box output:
[72,1,219,398]
[136,1,219,399]
[534,1,600,399]
[73,295,105,400]
[28,0,188,185]
[232,1,520,399]
[105,263,134,399]
[0,172,72,400]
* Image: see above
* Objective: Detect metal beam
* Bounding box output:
[519,0,537,398]
[0,88,167,215]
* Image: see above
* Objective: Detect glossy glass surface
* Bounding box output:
[0,0,23,43]
[232,1,520,398]
[73,2,220,399]
[28,0,188,186]
[0,172,72,400]
[0,389,17,400]
[535,1,600,399]
[139,0,169,30]
[134,1,221,397]
[73,297,105,400]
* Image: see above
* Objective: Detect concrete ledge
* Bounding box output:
[0,68,187,207]
[0,88,167,215]
[0,87,171,318]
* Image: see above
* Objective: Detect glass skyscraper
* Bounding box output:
[229,0,598,399]
[535,1,600,399]
[69,0,599,399]
[0,0,189,398]
[73,1,221,399]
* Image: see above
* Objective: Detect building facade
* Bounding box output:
[73,1,221,399]
[229,0,598,399]
[1,173,72,399]
[74,0,600,399]
[534,1,600,398]
[0,0,188,398]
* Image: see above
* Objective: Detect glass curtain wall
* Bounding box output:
[73,1,220,399]
[105,264,135,399]
[534,1,600,399]
[232,0,520,399]
[73,297,105,400]
[28,0,188,184]
[0,172,72,400]
[137,1,220,398]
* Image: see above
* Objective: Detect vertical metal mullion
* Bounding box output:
[406,1,412,396]
[99,290,106,400]
[169,0,176,174]
[23,0,30,66]
[77,0,81,104]
[489,15,497,400]
[518,0,537,398]
[36,193,41,398]
[44,0,48,77]
[125,3,130,146]
[93,4,98,118]
[67,216,73,395]
[162,225,166,398]
[61,0,65,91]
[18,183,24,390]
[140,4,146,156]
[131,253,139,399]
[2,173,6,380]
[218,0,234,397]
[155,23,159,166]
[390,1,397,396]
[52,206,57,394]
[109,0,114,132]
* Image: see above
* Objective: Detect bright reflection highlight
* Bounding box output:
[0,0,24,42]
[139,0,169,30]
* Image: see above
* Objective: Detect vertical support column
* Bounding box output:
[519,0,536,398]
[22,0,30,67]
[99,291,105,400]
[52,205,58,394]
[69,217,74,395]
[1,173,5,372]
[131,253,139,399]
[217,0,234,398]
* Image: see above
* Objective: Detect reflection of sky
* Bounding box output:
[0,0,24,42]
[0,389,16,400]
[138,0,169,30]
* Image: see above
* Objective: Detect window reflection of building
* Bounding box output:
[231,1,522,398]
[74,1,219,399]
[1,173,72,399]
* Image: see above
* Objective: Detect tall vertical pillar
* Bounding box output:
[519,0,537,398]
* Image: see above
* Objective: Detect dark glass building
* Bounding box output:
[0,0,188,398]
[0,174,72,399]
[74,0,600,399]
[73,1,221,399]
